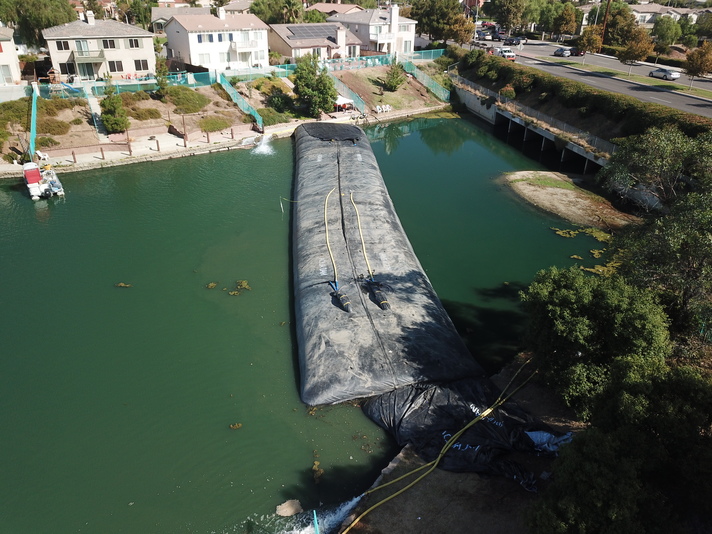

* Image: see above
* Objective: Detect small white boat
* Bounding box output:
[23,162,65,201]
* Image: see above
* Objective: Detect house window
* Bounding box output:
[57,40,70,51]
[219,52,228,63]
[59,63,76,75]
[134,59,148,71]
[128,38,140,49]
[218,33,223,42]
[1,65,12,84]
[348,45,358,57]
[403,40,412,53]
[102,39,116,49]
[228,33,233,41]
[399,24,408,32]
[108,60,123,72]
[198,53,210,65]
[312,47,321,58]
[208,34,214,42]
[255,50,265,60]
[198,34,202,43]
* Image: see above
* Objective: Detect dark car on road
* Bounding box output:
[504,37,521,46]
[569,47,586,56]
[554,47,571,57]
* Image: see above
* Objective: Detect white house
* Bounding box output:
[42,12,156,81]
[327,5,416,55]
[164,9,269,70]
[269,23,361,60]
[0,27,22,85]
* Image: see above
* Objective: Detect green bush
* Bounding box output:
[128,107,162,120]
[266,91,293,113]
[36,117,70,136]
[70,117,83,125]
[198,116,230,132]
[257,107,292,126]
[164,86,210,114]
[3,153,17,163]
[499,84,516,99]
[36,136,60,148]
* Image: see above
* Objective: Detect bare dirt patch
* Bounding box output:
[502,171,641,231]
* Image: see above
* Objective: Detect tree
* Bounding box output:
[521,0,547,30]
[520,266,671,420]
[488,0,526,32]
[598,125,692,206]
[552,2,578,40]
[602,2,636,47]
[8,0,76,47]
[538,1,564,39]
[696,12,712,38]
[281,0,303,23]
[651,16,682,62]
[446,14,476,46]
[616,191,712,335]
[82,0,104,19]
[684,40,712,89]
[100,84,130,133]
[410,0,462,42]
[250,0,283,24]
[617,25,653,75]
[293,54,337,118]
[303,8,326,23]
[127,0,151,29]
[383,62,406,91]
[577,25,603,63]
[210,0,230,15]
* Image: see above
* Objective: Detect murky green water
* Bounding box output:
[0,116,598,533]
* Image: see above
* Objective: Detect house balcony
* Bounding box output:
[230,40,258,50]
[371,32,395,44]
[70,49,105,63]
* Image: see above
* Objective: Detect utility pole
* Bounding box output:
[598,0,614,53]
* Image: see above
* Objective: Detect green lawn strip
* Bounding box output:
[540,57,712,100]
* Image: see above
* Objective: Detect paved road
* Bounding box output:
[507,41,712,119]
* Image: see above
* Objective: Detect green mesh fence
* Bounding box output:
[218,73,263,131]
[402,49,446,62]
[329,73,366,113]
[402,61,450,102]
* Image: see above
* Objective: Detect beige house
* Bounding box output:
[0,27,22,85]
[269,23,360,60]
[42,13,156,81]
[305,3,364,17]
[327,6,416,55]
[151,7,211,33]
[164,10,269,70]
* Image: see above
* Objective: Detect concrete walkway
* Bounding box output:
[0,104,450,180]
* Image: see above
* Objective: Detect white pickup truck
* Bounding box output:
[492,47,516,61]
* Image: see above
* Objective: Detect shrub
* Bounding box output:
[128,107,162,120]
[383,62,407,92]
[267,91,293,113]
[3,153,17,163]
[257,107,292,126]
[70,117,83,125]
[164,86,210,114]
[36,117,70,136]
[37,136,60,148]
[500,84,516,99]
[198,116,230,132]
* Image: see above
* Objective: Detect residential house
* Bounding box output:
[164,9,269,70]
[327,6,416,55]
[151,7,211,33]
[0,27,22,85]
[269,22,360,60]
[42,12,156,81]
[224,0,254,15]
[305,3,364,17]
[628,4,699,29]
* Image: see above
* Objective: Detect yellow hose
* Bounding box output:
[341,362,536,533]
[350,192,375,281]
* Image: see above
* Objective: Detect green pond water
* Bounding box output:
[0,116,599,533]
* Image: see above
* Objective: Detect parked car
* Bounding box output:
[491,32,503,41]
[554,47,571,57]
[569,47,585,56]
[481,21,496,28]
[649,67,681,81]
[504,37,521,46]
[476,30,492,41]
[493,47,516,61]
[514,35,528,44]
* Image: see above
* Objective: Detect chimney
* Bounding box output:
[390,4,399,35]
[217,6,225,19]
[336,26,346,53]
[86,10,95,25]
